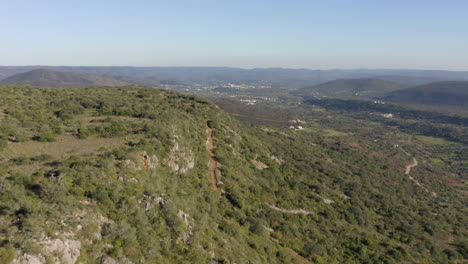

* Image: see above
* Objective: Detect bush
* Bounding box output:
[77,128,92,139]
[0,136,7,151]
[102,123,128,137]
[0,245,15,264]
[36,132,55,142]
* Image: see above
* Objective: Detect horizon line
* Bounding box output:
[1,65,468,72]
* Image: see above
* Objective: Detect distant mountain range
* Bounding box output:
[1,66,468,88]
[0,69,129,87]
[385,81,468,107]
[371,75,441,86]
[293,78,468,109]
[292,78,407,98]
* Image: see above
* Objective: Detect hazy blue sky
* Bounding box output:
[1,0,467,70]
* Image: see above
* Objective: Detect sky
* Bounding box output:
[1,0,468,70]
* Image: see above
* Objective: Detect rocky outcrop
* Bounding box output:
[41,238,81,264]
[141,151,158,170]
[11,254,45,264]
[12,237,81,264]
[271,155,284,165]
[252,160,269,170]
[165,142,195,174]
[101,257,117,264]
[177,210,194,243]
[124,151,159,171]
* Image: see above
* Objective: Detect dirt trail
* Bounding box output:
[287,248,313,264]
[398,146,419,175]
[207,123,219,191]
[268,204,313,215]
[399,146,435,195]
[270,238,313,264]
[405,158,418,175]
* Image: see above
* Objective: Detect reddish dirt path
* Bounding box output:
[207,124,219,191]
[287,248,313,264]
[270,238,313,264]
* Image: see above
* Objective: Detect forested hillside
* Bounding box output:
[293,78,407,99]
[0,86,466,263]
[0,69,129,88]
[385,81,468,108]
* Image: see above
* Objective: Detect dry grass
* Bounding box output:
[323,129,348,137]
[299,127,348,137]
[1,135,129,160]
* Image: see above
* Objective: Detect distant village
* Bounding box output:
[288,119,308,130]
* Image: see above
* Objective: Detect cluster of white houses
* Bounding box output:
[288,119,307,130]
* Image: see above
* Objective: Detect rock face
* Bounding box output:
[177,210,194,243]
[11,254,46,264]
[12,237,81,264]
[141,151,158,170]
[124,151,159,171]
[252,159,269,170]
[271,155,284,165]
[165,142,195,174]
[102,257,118,264]
[41,238,81,264]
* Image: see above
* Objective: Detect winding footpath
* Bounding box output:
[399,146,422,186]
[405,157,418,175]
[399,146,435,196]
[268,204,313,215]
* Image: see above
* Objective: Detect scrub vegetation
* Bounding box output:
[0,86,466,263]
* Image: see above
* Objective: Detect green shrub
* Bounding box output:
[36,132,55,142]
[0,245,15,264]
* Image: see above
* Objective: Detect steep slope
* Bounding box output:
[0,69,130,87]
[293,78,407,98]
[385,81,468,108]
[0,86,465,263]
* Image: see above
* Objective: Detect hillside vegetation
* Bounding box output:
[0,69,129,88]
[0,86,466,263]
[385,81,468,108]
[293,78,407,98]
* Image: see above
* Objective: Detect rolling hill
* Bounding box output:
[0,86,465,263]
[385,81,468,107]
[2,66,468,89]
[293,78,407,98]
[0,69,130,87]
[372,75,440,86]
